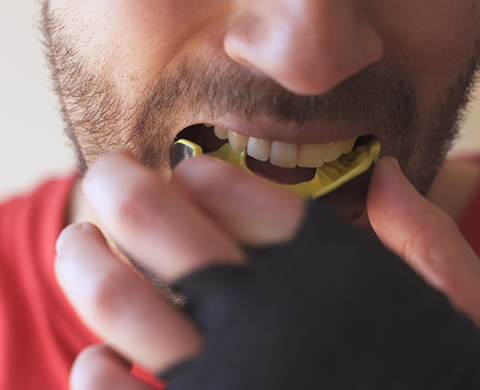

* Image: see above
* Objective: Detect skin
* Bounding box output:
[40,0,480,388]
[56,154,480,390]
[43,0,479,193]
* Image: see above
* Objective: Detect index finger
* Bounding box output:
[83,150,246,282]
[172,155,306,248]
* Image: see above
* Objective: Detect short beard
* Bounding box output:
[41,2,480,198]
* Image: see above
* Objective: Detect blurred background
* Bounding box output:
[1,0,71,200]
[2,0,480,200]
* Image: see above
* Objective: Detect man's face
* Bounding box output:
[42,0,480,196]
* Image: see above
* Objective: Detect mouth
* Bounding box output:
[171,124,381,219]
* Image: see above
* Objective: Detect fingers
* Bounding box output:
[172,155,306,247]
[83,150,246,282]
[70,344,150,390]
[367,157,480,324]
[55,222,203,373]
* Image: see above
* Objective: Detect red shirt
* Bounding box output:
[0,175,98,389]
[457,178,480,256]
[1,172,480,389]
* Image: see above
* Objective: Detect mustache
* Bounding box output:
[130,54,418,169]
[137,54,418,133]
[42,0,418,175]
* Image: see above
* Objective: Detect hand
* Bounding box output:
[55,151,480,390]
[55,150,305,389]
[367,157,480,325]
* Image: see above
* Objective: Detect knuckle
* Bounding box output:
[88,266,133,324]
[401,205,463,290]
[400,223,427,263]
[112,181,158,231]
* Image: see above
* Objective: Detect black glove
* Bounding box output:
[161,202,480,390]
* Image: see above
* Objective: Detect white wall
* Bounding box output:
[457,88,480,156]
[1,0,480,201]
[0,0,72,200]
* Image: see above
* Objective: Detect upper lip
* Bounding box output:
[174,114,384,145]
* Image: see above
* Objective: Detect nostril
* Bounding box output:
[227,52,253,68]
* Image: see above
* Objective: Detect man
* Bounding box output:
[3,0,480,388]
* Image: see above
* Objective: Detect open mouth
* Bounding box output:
[171,124,381,219]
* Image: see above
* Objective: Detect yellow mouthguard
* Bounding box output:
[174,138,381,199]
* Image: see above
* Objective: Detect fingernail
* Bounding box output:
[391,157,402,172]
[56,223,87,253]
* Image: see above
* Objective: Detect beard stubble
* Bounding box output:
[41,4,480,198]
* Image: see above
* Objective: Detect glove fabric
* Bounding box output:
[162,202,480,390]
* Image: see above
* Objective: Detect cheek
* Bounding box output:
[380,1,479,93]
[53,0,228,102]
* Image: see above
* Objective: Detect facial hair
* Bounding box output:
[41,3,480,198]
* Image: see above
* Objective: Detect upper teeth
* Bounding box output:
[212,125,357,168]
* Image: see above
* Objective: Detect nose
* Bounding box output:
[224,0,384,95]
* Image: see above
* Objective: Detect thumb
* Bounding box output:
[367,156,480,325]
